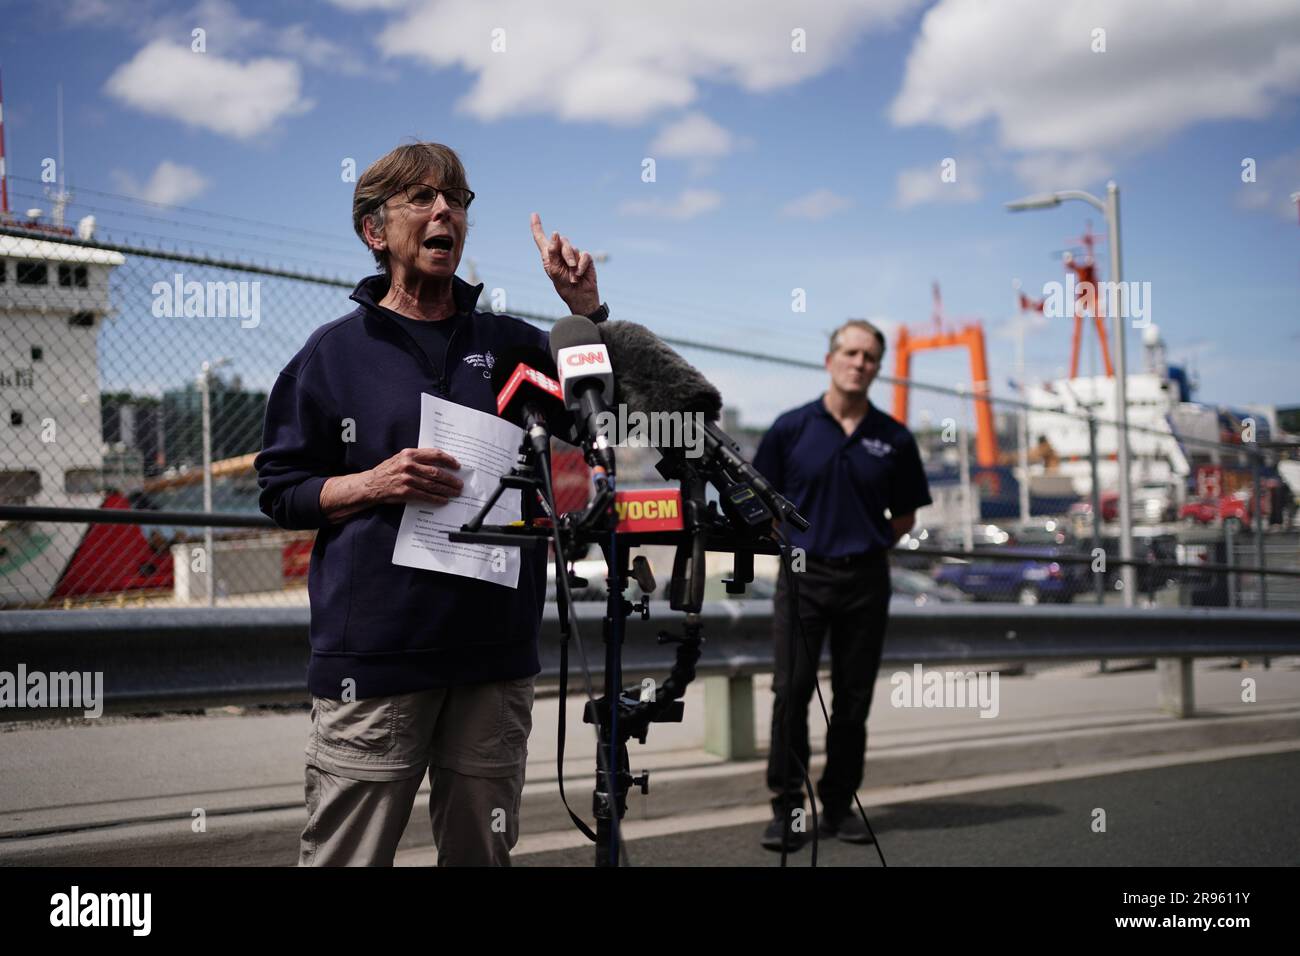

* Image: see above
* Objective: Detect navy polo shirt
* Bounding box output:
[753,397,933,559]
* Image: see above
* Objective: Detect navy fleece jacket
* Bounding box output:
[254,274,549,699]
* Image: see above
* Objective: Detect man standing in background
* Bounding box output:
[753,319,932,851]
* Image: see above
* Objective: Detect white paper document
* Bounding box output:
[391,393,524,588]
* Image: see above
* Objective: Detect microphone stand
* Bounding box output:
[454,443,795,867]
[459,430,552,546]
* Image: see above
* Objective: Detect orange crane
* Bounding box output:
[1061,222,1114,379]
[892,283,998,468]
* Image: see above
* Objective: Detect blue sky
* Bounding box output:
[2,0,1298,426]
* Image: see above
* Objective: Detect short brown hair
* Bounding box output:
[352,142,471,273]
[828,319,886,359]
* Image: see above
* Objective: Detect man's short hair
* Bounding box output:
[828,319,886,360]
[352,142,471,273]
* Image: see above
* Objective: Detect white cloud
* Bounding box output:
[326,0,410,9]
[781,188,853,219]
[62,0,116,24]
[375,0,924,124]
[187,0,260,48]
[649,112,737,159]
[83,1,369,78]
[895,162,981,208]
[891,0,1300,187]
[111,161,211,206]
[189,0,370,75]
[105,40,312,139]
[618,188,722,220]
[1011,153,1113,194]
[272,23,359,75]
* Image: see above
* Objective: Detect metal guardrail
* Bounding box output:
[3,604,1298,724]
[0,505,275,528]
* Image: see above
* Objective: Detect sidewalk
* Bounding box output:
[1,658,1298,865]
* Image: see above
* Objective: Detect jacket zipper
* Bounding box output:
[441,324,460,394]
[377,309,461,394]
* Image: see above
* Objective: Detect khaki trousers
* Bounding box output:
[299,676,536,867]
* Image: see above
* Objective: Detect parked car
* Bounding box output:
[933,545,1089,604]
[1179,491,1253,530]
[890,566,971,605]
[699,565,969,606]
[1071,485,1174,526]
[1006,519,1073,547]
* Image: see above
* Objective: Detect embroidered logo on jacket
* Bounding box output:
[463,351,495,379]
[860,437,894,457]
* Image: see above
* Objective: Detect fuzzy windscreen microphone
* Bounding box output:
[597,320,723,422]
[599,320,810,532]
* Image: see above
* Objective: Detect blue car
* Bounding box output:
[933,546,1088,604]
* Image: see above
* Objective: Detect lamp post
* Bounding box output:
[1011,280,1031,526]
[1006,182,1135,606]
[199,357,231,607]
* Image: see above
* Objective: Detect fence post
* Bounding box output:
[1088,412,1105,605]
[1157,658,1195,718]
[703,674,756,760]
[1225,519,1237,608]
[1253,448,1267,609]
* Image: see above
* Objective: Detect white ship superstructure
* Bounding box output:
[0,226,123,604]
[1024,324,1219,504]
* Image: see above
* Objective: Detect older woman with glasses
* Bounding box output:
[255,142,608,866]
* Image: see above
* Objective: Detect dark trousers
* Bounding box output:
[767,552,891,816]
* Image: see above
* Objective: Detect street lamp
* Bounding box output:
[198,357,232,607]
[1006,181,1135,606]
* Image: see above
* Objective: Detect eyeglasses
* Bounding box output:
[378,182,475,212]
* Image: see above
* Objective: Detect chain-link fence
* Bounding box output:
[2,220,1297,611]
[885,374,1300,610]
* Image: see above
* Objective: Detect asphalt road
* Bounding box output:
[516,749,1300,867]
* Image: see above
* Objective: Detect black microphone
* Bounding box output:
[549,315,616,481]
[490,344,573,459]
[598,320,809,532]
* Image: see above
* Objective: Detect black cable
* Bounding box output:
[776,536,794,866]
[7,174,363,247]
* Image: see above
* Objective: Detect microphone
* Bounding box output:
[491,345,572,460]
[598,320,809,532]
[549,315,616,481]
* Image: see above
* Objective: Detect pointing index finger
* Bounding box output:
[530,212,548,253]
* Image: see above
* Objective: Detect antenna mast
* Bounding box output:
[0,66,10,215]
[48,83,72,228]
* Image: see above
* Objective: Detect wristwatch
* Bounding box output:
[585,302,610,324]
